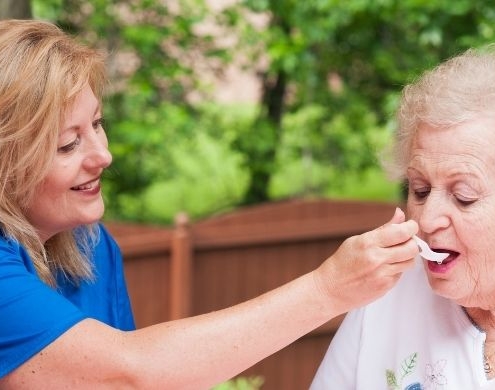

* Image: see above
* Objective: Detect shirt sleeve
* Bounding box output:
[309,309,364,389]
[0,241,86,378]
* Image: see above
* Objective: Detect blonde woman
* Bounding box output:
[0,19,418,389]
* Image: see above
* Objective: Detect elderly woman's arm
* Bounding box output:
[1,209,418,390]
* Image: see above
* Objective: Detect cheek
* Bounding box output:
[467,228,495,261]
[457,214,495,278]
[462,209,495,246]
[406,199,420,221]
[38,160,74,196]
[33,176,68,205]
[26,182,52,211]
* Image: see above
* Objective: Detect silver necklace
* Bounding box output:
[485,352,495,375]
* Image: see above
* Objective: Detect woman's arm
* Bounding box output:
[1,208,418,389]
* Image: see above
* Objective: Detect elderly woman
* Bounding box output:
[0,19,418,389]
[311,48,495,389]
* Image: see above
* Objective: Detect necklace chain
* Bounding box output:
[485,354,492,374]
[485,351,495,375]
[461,307,495,376]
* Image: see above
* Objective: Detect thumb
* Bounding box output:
[386,207,406,225]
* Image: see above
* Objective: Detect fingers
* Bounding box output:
[353,208,419,269]
[370,208,418,249]
[385,256,416,274]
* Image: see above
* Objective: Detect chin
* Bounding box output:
[427,278,459,300]
[76,210,105,226]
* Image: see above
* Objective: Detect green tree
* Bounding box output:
[29,0,495,222]
[220,0,495,203]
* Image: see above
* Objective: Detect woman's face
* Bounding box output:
[25,84,112,242]
[406,116,495,309]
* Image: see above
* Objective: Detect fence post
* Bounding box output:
[170,212,193,320]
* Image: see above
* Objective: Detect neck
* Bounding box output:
[465,307,495,339]
[465,307,495,379]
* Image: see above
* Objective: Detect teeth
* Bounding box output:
[73,179,97,190]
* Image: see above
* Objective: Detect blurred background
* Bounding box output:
[4,1,495,388]
[4,0,495,226]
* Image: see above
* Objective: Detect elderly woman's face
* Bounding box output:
[24,84,112,242]
[406,116,495,309]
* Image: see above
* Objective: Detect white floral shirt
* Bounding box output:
[310,258,495,390]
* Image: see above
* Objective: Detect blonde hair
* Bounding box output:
[389,46,495,179]
[0,19,107,286]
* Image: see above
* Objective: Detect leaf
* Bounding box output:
[385,369,398,388]
[401,352,418,378]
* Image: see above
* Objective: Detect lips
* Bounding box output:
[71,178,100,191]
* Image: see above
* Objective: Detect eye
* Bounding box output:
[411,186,430,201]
[92,118,105,131]
[57,136,81,153]
[454,194,477,206]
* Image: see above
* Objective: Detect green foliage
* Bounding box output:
[269,100,401,201]
[32,0,62,20]
[30,0,495,223]
[121,130,249,223]
[103,102,254,223]
[213,376,264,390]
[217,0,495,204]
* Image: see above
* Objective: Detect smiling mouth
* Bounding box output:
[71,178,100,191]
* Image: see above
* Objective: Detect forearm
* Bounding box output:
[2,214,418,390]
[127,213,421,389]
[126,271,335,389]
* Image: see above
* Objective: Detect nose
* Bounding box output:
[416,190,450,234]
[83,132,112,169]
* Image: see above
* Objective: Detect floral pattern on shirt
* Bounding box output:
[424,360,447,389]
[386,353,447,390]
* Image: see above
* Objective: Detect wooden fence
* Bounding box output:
[106,198,398,389]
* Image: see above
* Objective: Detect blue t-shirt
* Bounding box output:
[0,224,135,378]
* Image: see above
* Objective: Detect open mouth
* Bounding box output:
[71,178,100,191]
[432,249,459,264]
[426,249,460,272]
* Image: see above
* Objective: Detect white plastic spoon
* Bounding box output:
[413,235,449,264]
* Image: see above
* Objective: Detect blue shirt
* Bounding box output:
[0,224,135,378]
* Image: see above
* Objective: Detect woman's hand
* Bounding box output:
[313,207,419,315]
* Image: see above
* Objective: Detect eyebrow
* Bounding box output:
[445,171,480,181]
[407,166,481,181]
[62,103,102,133]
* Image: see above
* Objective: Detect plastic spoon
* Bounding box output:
[413,235,449,264]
